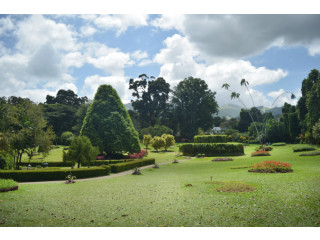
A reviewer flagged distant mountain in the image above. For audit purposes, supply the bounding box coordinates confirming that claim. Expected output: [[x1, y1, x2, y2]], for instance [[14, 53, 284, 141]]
[[215, 104, 283, 119]]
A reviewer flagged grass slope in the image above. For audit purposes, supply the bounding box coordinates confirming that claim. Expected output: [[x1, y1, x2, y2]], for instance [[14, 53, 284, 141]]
[[0, 144, 319, 227]]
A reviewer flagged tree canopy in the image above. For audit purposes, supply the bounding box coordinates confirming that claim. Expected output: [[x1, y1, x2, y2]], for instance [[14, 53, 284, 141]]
[[81, 84, 140, 155]]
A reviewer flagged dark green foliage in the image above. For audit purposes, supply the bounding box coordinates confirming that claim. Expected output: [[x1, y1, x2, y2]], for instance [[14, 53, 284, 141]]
[[63, 136, 99, 168], [140, 124, 173, 137], [60, 131, 74, 146], [299, 151, 320, 156], [19, 161, 73, 167], [129, 74, 171, 127], [109, 158, 155, 173], [0, 166, 111, 182], [0, 179, 18, 192], [172, 77, 219, 138], [194, 135, 228, 143], [293, 147, 316, 152], [238, 107, 263, 132], [81, 85, 140, 155], [84, 159, 132, 166], [272, 142, 286, 146], [179, 143, 244, 157], [72, 103, 90, 135], [45, 89, 88, 106], [0, 156, 6, 169]]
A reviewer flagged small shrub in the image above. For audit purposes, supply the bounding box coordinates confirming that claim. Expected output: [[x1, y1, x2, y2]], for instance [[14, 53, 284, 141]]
[[65, 173, 76, 184], [132, 167, 142, 175], [128, 150, 148, 159], [299, 151, 320, 156], [251, 151, 271, 157], [255, 145, 273, 151], [211, 157, 233, 161], [272, 142, 286, 146], [249, 161, 293, 173], [293, 147, 316, 152], [0, 178, 19, 192]]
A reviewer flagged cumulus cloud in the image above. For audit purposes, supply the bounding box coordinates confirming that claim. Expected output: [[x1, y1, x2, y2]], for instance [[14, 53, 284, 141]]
[[0, 16, 14, 35], [267, 88, 301, 107], [81, 75, 131, 103], [152, 14, 320, 58], [154, 34, 289, 107], [85, 14, 149, 36], [80, 25, 97, 37]]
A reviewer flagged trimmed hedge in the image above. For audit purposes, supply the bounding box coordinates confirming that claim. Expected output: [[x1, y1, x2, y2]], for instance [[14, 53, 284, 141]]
[[109, 158, 155, 173], [299, 151, 320, 156], [85, 159, 132, 166], [179, 143, 244, 157], [20, 161, 74, 167], [293, 147, 316, 152], [0, 166, 111, 182], [194, 135, 228, 143], [272, 142, 286, 146]]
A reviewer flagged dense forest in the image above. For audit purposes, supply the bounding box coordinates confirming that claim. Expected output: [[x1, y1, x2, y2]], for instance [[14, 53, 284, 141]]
[[0, 69, 319, 165]]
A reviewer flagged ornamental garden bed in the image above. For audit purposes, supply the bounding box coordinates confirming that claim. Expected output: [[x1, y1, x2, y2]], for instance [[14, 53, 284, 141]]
[[248, 161, 293, 173], [251, 151, 271, 157]]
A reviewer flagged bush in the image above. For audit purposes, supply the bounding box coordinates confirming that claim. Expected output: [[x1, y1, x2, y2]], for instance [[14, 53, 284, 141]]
[[0, 178, 18, 192], [150, 136, 165, 151], [109, 158, 155, 173], [0, 166, 111, 182], [19, 161, 74, 167], [251, 151, 271, 157], [194, 135, 228, 143], [255, 145, 273, 151], [248, 161, 293, 173], [179, 143, 244, 157], [299, 151, 320, 156], [293, 147, 316, 152], [60, 131, 75, 146], [128, 150, 148, 159], [161, 134, 175, 151], [272, 142, 286, 146], [143, 134, 152, 149]]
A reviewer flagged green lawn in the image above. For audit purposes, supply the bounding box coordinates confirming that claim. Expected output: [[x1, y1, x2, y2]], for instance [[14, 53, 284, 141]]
[[1, 144, 320, 227]]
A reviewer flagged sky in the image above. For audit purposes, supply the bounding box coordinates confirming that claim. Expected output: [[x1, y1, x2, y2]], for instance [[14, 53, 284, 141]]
[[0, 13, 320, 108]]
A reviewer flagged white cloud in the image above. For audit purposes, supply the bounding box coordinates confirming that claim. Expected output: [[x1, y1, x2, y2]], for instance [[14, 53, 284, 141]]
[[80, 25, 97, 36], [82, 75, 130, 103], [154, 34, 288, 107], [15, 15, 79, 54], [151, 14, 185, 31], [267, 88, 301, 107], [0, 16, 14, 35], [87, 14, 149, 36], [131, 50, 148, 61]]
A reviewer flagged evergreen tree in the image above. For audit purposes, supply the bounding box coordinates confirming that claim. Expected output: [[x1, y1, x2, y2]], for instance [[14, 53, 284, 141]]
[[81, 85, 140, 155]]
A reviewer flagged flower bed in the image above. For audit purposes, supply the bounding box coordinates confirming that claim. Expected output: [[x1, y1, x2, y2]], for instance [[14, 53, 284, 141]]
[[248, 161, 293, 173], [251, 151, 271, 157], [128, 150, 148, 159]]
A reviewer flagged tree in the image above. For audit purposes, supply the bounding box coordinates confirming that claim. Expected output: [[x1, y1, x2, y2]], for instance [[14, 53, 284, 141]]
[[60, 131, 75, 146], [129, 74, 171, 127], [140, 124, 173, 138], [1, 97, 55, 169], [143, 134, 152, 149], [72, 103, 91, 135], [63, 136, 98, 168], [172, 77, 218, 138], [150, 136, 165, 151], [81, 85, 140, 155], [312, 119, 320, 144], [46, 89, 88, 106], [238, 107, 263, 132], [161, 134, 175, 151]]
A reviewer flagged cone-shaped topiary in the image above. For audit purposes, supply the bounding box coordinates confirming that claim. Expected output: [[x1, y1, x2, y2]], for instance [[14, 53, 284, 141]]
[[80, 85, 140, 155]]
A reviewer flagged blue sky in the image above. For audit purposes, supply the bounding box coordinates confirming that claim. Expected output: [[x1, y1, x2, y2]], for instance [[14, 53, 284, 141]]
[[0, 14, 319, 108]]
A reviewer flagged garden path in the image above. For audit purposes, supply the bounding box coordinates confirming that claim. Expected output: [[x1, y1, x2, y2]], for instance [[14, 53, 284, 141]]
[[19, 157, 193, 185]]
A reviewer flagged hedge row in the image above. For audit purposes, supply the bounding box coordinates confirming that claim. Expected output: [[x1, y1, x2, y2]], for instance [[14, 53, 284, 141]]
[[109, 158, 155, 173], [20, 161, 74, 167], [85, 159, 132, 166], [293, 147, 316, 152], [272, 142, 286, 146], [194, 135, 228, 143], [179, 143, 244, 157], [0, 166, 111, 182]]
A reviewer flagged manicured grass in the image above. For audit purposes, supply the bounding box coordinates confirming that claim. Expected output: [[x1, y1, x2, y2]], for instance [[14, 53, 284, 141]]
[[22, 147, 65, 163], [0, 179, 18, 191], [0, 144, 319, 226]]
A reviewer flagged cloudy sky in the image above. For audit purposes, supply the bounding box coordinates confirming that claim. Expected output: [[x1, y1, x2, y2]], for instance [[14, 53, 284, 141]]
[[0, 13, 319, 108]]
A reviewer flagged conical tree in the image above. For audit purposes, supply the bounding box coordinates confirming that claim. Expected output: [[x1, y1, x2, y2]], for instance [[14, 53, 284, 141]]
[[80, 85, 140, 155]]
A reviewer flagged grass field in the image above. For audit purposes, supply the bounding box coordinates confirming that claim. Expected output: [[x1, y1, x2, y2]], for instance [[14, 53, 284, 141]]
[[1, 144, 320, 227]]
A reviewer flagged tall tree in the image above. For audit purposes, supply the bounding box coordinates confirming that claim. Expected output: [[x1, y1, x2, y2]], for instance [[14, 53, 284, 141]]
[[81, 85, 140, 156], [129, 74, 171, 128], [238, 107, 263, 132], [172, 77, 218, 138]]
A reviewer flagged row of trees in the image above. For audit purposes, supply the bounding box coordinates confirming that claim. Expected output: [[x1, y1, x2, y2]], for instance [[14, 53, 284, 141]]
[[129, 75, 219, 139]]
